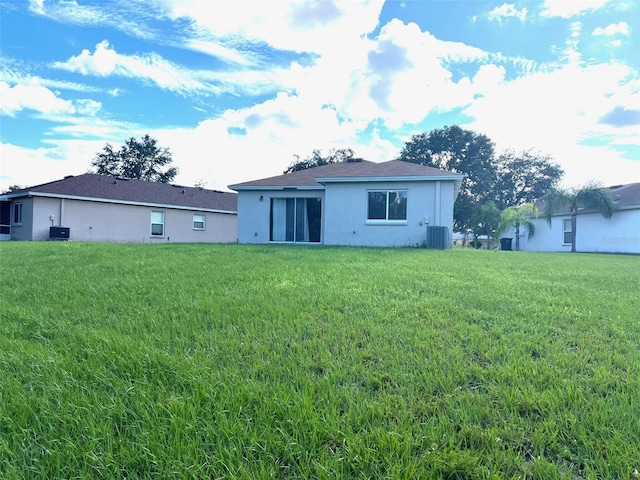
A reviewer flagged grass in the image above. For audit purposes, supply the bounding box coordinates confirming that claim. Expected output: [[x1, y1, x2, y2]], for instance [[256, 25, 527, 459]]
[[0, 242, 639, 479]]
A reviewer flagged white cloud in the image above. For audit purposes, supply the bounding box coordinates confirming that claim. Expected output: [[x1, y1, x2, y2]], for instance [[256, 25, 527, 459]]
[[52, 40, 298, 97], [464, 60, 640, 187], [593, 22, 630, 36], [29, 0, 157, 40], [540, 0, 613, 18], [0, 140, 103, 191], [487, 3, 528, 22], [0, 78, 74, 116], [157, 0, 384, 56], [53, 40, 218, 94]]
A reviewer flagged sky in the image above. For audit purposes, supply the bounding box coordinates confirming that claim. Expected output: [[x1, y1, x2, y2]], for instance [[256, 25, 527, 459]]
[[1, 0, 639, 193]]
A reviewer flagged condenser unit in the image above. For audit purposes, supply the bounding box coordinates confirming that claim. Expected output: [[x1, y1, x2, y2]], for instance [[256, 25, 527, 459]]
[[426, 226, 449, 249]]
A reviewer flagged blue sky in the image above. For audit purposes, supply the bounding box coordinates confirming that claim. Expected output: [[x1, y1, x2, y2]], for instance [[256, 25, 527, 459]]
[[1, 0, 639, 192]]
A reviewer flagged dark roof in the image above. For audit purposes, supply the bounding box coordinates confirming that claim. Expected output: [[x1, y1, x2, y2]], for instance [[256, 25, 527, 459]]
[[229, 159, 463, 189], [1, 174, 237, 212], [536, 182, 640, 215]]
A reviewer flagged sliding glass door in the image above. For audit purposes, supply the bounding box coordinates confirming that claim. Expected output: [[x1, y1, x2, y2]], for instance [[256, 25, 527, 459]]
[[270, 197, 321, 243]]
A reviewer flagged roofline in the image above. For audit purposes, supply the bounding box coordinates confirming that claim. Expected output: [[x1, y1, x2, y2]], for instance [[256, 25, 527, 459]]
[[229, 174, 464, 191], [316, 174, 464, 183], [228, 185, 325, 192], [541, 203, 639, 217], [1, 192, 236, 215]]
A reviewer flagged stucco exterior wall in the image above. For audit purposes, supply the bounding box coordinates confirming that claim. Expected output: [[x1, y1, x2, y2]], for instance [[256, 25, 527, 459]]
[[323, 180, 454, 247], [8, 197, 34, 241], [517, 208, 640, 253], [236, 189, 325, 244], [16, 197, 236, 243], [236, 180, 456, 247]]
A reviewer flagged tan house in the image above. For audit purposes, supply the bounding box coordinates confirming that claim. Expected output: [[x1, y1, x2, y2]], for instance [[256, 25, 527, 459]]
[[0, 174, 237, 243]]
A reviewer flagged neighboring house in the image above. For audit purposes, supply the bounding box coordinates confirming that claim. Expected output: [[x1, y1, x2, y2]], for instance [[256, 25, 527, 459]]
[[0, 174, 237, 243], [514, 182, 640, 254], [228, 158, 463, 247]]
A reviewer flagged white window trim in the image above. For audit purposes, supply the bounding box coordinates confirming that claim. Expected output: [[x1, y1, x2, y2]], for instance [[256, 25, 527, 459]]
[[193, 214, 206, 230], [13, 203, 23, 225], [562, 218, 572, 245], [366, 189, 408, 225], [151, 211, 165, 237]]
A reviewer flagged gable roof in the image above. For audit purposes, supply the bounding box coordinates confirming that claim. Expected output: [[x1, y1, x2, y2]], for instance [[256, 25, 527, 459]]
[[228, 159, 463, 190], [0, 174, 237, 213], [535, 182, 640, 216]]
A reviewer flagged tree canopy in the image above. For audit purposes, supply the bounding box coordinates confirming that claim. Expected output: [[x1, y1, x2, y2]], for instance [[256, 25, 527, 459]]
[[284, 148, 354, 174], [91, 134, 178, 183], [399, 125, 564, 231], [399, 125, 497, 231], [493, 149, 564, 210]]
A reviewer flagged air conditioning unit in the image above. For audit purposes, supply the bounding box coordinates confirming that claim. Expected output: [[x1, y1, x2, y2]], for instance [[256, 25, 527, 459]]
[[50, 226, 70, 241], [426, 226, 449, 249]]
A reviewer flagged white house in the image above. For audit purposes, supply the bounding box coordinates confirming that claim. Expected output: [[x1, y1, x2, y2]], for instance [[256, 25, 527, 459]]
[[514, 182, 640, 254], [0, 173, 237, 243], [228, 159, 463, 248]]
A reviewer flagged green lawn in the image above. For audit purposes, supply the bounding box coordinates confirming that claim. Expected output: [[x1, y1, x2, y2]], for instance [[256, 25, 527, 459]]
[[1, 243, 639, 479]]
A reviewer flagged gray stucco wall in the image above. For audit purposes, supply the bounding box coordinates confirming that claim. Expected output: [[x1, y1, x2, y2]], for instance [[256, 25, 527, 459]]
[[236, 180, 457, 247], [14, 197, 237, 243], [323, 180, 455, 247]]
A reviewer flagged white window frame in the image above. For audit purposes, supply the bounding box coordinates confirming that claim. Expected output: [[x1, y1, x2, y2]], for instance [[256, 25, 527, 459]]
[[563, 219, 572, 245], [13, 203, 23, 225], [151, 211, 165, 236], [193, 214, 205, 230], [366, 190, 408, 224]]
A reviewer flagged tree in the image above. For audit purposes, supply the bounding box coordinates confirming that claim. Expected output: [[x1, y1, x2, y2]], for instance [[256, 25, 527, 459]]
[[284, 148, 354, 174], [543, 182, 615, 253], [91, 134, 177, 183], [495, 203, 538, 251], [399, 125, 497, 231], [493, 149, 564, 210], [474, 201, 501, 250], [1, 185, 24, 194]]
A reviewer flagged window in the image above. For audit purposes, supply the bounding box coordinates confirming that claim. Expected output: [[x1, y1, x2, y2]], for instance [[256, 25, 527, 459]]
[[151, 211, 165, 236], [563, 219, 572, 245], [270, 198, 321, 242], [367, 190, 407, 221], [13, 203, 23, 224], [193, 214, 205, 230]]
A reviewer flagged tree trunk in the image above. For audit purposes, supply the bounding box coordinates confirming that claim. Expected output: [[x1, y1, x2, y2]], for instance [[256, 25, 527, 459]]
[[515, 222, 521, 251]]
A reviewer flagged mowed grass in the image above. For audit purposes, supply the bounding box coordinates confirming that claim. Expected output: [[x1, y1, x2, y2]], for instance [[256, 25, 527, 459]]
[[0, 243, 639, 480]]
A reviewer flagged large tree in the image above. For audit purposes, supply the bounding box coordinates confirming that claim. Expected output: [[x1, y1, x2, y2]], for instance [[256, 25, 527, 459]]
[[493, 149, 564, 210], [91, 134, 178, 183], [284, 148, 354, 174], [543, 182, 615, 253], [399, 125, 497, 231]]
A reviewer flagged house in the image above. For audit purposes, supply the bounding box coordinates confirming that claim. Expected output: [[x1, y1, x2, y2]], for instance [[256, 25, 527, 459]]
[[228, 159, 463, 247], [514, 182, 640, 254], [0, 174, 237, 243]]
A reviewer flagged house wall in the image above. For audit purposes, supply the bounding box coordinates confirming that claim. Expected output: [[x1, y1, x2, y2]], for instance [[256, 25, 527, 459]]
[[517, 208, 640, 254], [8, 197, 34, 241], [20, 197, 236, 243], [323, 180, 455, 247], [236, 189, 325, 244], [236, 180, 456, 247]]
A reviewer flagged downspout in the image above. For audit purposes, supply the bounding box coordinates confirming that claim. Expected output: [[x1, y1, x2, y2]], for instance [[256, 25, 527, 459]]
[[435, 181, 441, 225], [59, 198, 65, 226]]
